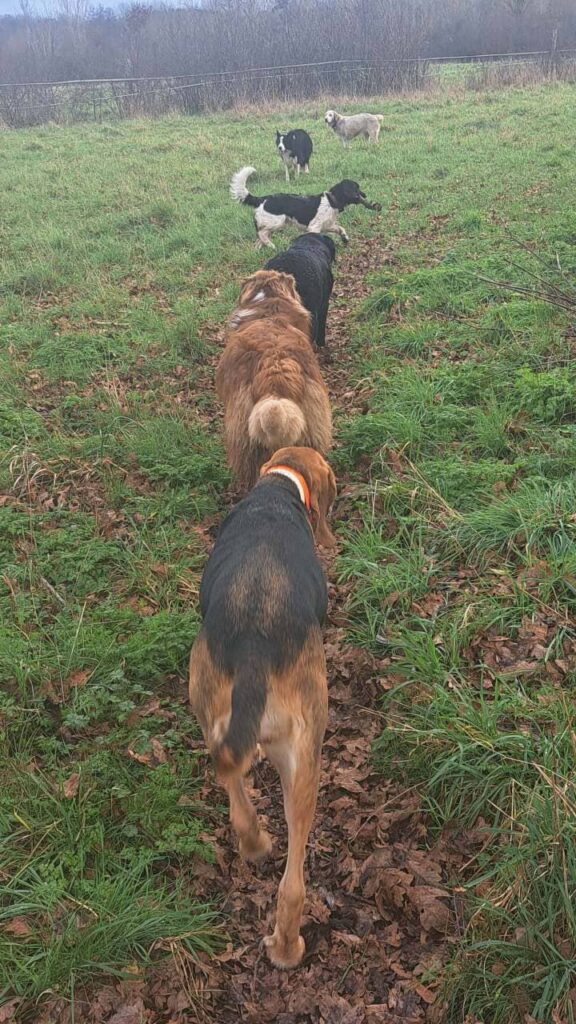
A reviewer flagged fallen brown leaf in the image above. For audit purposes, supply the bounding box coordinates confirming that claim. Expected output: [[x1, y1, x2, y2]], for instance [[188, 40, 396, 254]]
[[63, 772, 80, 799], [3, 918, 32, 937], [319, 994, 365, 1024], [67, 669, 91, 689], [0, 1000, 20, 1022]]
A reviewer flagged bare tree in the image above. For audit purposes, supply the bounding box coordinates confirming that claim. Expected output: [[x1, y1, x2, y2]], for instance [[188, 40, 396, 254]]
[[0, 0, 575, 124]]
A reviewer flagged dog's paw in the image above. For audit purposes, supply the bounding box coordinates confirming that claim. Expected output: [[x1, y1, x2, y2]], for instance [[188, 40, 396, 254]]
[[372, 202, 382, 212], [239, 828, 272, 863], [263, 932, 305, 970]]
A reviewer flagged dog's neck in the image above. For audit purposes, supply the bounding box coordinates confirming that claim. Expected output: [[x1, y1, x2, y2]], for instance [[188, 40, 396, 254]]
[[262, 465, 311, 512], [325, 190, 341, 210]]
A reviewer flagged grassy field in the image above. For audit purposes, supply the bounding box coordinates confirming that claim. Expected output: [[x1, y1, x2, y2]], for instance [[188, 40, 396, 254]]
[[1, 82, 576, 1021]]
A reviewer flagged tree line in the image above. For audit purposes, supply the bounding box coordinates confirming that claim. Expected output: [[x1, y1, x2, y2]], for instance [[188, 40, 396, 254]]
[[0, 0, 574, 87]]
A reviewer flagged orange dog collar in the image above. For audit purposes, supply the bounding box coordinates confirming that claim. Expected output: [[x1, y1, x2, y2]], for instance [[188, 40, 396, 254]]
[[263, 465, 312, 512]]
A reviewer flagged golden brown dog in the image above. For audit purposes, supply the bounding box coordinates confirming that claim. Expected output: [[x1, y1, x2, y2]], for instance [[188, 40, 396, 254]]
[[215, 270, 332, 488], [189, 446, 336, 968]]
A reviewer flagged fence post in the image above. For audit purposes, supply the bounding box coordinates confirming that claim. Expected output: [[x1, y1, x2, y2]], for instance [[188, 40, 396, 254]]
[[549, 26, 559, 79]]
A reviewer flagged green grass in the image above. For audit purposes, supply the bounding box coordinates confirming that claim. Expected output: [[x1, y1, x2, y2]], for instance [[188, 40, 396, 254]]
[[332, 85, 576, 1022], [2, 84, 576, 1019]]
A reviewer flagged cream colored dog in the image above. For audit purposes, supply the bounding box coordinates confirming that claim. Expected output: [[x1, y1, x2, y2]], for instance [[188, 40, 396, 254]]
[[325, 109, 384, 145]]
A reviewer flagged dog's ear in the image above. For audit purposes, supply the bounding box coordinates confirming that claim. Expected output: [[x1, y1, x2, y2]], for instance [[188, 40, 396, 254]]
[[294, 449, 337, 548], [239, 271, 273, 305], [239, 270, 299, 306], [261, 448, 337, 548], [273, 271, 299, 302], [309, 460, 337, 548], [239, 274, 265, 306], [260, 270, 299, 303]]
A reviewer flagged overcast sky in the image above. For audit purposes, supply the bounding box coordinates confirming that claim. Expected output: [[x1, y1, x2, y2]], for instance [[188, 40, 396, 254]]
[[0, 0, 124, 12]]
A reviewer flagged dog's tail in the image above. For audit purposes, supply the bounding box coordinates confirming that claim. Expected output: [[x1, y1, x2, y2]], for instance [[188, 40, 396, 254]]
[[230, 166, 260, 207], [213, 658, 267, 780], [248, 397, 306, 450]]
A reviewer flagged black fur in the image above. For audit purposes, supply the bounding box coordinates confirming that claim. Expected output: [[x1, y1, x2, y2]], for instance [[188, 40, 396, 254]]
[[241, 179, 380, 222], [265, 234, 336, 348], [276, 128, 313, 170], [198, 474, 328, 763], [328, 180, 381, 212]]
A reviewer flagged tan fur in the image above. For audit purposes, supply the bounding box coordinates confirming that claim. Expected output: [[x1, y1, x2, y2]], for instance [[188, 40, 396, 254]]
[[325, 109, 384, 144], [260, 446, 337, 549], [227, 549, 291, 630], [216, 270, 332, 488], [190, 633, 328, 966]]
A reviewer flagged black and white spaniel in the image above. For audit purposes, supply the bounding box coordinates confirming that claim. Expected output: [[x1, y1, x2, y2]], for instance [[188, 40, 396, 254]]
[[230, 166, 381, 249]]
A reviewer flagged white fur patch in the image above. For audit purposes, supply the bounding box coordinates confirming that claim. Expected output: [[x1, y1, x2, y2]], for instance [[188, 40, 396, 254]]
[[255, 206, 287, 230], [307, 194, 339, 234], [230, 165, 257, 202], [228, 290, 266, 327], [265, 466, 307, 507]]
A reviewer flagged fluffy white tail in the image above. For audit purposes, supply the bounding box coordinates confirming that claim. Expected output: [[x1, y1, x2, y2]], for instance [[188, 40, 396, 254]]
[[230, 166, 257, 203], [248, 398, 306, 449]]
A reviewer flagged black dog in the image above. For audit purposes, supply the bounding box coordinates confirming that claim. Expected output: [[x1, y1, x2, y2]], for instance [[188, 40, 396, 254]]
[[231, 166, 381, 249], [265, 234, 336, 348], [276, 129, 313, 182]]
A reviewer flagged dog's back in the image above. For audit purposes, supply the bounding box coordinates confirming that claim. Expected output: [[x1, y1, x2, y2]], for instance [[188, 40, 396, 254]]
[[198, 474, 327, 769], [265, 235, 336, 347], [191, 445, 335, 782], [216, 270, 332, 485]]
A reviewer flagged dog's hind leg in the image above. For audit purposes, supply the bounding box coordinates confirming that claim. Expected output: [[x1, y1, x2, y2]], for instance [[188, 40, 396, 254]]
[[316, 304, 328, 348], [304, 163, 310, 173], [264, 731, 322, 969], [228, 775, 272, 862], [226, 430, 264, 489], [255, 211, 285, 250]]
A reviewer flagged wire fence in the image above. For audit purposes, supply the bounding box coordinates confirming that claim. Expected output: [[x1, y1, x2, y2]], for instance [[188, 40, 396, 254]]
[[1, 48, 575, 129]]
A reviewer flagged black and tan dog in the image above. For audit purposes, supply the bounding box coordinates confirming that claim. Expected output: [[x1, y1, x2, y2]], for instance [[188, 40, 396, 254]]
[[188, 446, 336, 968]]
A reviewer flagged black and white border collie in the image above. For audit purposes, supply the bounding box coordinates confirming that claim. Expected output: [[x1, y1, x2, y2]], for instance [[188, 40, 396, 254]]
[[230, 166, 381, 250], [276, 129, 313, 182]]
